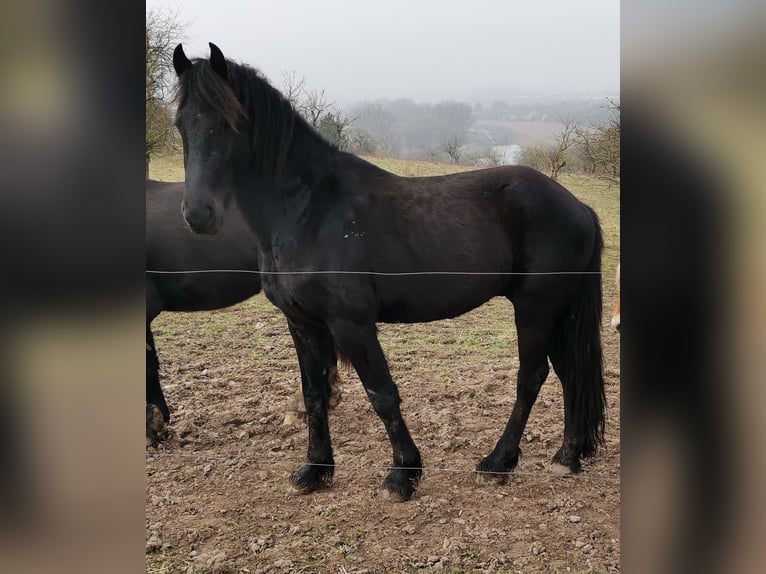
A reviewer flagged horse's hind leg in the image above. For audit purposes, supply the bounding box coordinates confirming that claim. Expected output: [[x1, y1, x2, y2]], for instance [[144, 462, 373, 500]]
[[476, 311, 555, 481], [328, 319, 422, 501], [286, 321, 337, 493]]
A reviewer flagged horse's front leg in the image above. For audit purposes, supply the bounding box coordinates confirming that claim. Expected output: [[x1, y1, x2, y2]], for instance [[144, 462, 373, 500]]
[[286, 320, 336, 493], [329, 319, 422, 501], [146, 324, 170, 443]]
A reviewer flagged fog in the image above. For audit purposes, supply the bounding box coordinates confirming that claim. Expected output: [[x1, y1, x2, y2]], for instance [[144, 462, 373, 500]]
[[146, 0, 619, 104]]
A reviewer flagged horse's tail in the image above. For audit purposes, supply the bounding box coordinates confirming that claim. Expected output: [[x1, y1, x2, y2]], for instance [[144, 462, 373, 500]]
[[557, 206, 606, 458]]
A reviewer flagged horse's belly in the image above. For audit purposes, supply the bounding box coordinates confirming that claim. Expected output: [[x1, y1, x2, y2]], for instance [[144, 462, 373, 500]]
[[376, 276, 504, 323], [160, 275, 261, 312]]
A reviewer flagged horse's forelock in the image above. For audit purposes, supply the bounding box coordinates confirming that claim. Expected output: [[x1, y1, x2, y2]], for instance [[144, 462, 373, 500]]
[[178, 59, 247, 129], [178, 56, 296, 178]]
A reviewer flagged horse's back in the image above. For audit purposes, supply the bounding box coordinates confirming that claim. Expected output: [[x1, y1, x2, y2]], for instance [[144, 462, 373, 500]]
[[321, 161, 599, 322], [382, 164, 598, 272]]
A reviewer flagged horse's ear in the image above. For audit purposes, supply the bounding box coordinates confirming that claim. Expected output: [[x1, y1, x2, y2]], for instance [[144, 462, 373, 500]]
[[173, 44, 192, 77], [209, 42, 227, 81]]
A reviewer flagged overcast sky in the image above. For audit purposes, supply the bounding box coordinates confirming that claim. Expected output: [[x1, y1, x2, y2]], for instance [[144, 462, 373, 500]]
[[147, 0, 619, 105]]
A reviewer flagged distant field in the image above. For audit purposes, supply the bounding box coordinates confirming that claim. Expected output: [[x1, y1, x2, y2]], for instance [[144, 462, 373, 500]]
[[475, 119, 565, 147], [148, 151, 477, 182]]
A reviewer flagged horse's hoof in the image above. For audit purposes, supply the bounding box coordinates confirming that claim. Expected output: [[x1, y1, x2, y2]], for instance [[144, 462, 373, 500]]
[[475, 449, 519, 484], [551, 449, 582, 474], [381, 467, 421, 502], [288, 464, 333, 494], [381, 479, 416, 502], [146, 404, 169, 445]]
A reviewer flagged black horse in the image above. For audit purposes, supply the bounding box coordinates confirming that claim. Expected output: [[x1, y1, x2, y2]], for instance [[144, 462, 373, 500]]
[[172, 43, 605, 500], [146, 180, 342, 440]]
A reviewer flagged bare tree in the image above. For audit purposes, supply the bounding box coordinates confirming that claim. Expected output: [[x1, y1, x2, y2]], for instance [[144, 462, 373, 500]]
[[439, 134, 465, 164], [482, 135, 512, 166], [538, 116, 578, 180], [431, 101, 473, 164], [518, 145, 547, 172], [432, 101, 474, 138], [279, 70, 306, 109], [317, 106, 357, 150], [484, 145, 505, 167], [575, 125, 600, 174], [300, 87, 333, 128], [352, 102, 399, 156], [146, 8, 186, 176], [279, 74, 359, 152], [346, 128, 377, 155], [574, 99, 619, 181]]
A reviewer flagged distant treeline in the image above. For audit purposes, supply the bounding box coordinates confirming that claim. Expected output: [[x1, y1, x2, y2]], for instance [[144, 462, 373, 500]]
[[146, 11, 618, 179]]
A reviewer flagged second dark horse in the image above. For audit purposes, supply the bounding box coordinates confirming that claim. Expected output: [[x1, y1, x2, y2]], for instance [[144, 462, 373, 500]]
[[146, 180, 341, 441]]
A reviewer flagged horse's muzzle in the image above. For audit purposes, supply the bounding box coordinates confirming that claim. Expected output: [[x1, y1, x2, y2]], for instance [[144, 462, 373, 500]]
[[182, 200, 221, 235]]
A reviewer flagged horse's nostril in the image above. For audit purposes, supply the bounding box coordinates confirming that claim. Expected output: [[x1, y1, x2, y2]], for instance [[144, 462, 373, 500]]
[[183, 201, 219, 234]]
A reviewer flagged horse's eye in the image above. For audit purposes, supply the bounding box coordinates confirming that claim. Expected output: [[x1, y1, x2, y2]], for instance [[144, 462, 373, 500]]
[[208, 123, 230, 136]]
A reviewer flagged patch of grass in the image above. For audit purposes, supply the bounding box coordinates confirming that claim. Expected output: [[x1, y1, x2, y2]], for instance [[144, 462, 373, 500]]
[[147, 151, 479, 182], [197, 321, 227, 337], [360, 155, 477, 177], [148, 151, 185, 181], [320, 504, 338, 518]]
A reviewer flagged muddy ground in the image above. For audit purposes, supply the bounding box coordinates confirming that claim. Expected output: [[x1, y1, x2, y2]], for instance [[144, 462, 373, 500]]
[[146, 294, 620, 574]]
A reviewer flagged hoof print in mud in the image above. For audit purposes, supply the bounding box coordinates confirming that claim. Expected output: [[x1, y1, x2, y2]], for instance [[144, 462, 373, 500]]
[[549, 462, 578, 476], [474, 469, 511, 485]]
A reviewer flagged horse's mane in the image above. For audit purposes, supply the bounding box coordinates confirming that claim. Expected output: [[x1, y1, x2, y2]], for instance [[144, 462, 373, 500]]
[[176, 58, 313, 178]]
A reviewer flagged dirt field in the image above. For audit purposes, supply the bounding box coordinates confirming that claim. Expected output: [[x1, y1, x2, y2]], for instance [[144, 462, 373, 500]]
[[146, 155, 620, 573]]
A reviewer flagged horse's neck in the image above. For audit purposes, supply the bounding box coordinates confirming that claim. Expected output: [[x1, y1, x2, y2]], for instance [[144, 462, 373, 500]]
[[235, 122, 337, 252], [233, 171, 316, 253], [285, 121, 337, 187]]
